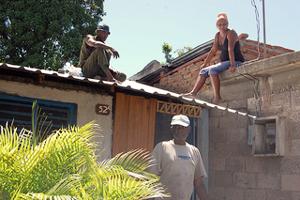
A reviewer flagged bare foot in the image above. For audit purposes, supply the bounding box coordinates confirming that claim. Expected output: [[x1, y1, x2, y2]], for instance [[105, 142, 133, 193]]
[[180, 92, 196, 98], [212, 97, 222, 104]]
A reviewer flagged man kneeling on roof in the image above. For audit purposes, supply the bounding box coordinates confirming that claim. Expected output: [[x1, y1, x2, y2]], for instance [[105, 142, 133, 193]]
[[78, 24, 126, 82]]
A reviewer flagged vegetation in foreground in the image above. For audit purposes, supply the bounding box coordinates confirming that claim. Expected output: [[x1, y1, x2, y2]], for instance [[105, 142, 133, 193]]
[[0, 103, 167, 199]]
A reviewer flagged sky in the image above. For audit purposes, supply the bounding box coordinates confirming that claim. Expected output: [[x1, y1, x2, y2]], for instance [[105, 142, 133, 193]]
[[103, 0, 300, 77]]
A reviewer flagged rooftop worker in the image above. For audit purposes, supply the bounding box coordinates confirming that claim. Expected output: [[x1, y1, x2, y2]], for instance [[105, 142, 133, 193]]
[[151, 114, 208, 200], [78, 24, 126, 82], [182, 13, 244, 104]]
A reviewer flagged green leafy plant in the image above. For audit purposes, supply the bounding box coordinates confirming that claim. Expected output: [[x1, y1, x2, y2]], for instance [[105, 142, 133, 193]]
[[162, 42, 173, 64], [162, 42, 193, 64], [174, 46, 193, 57], [0, 102, 167, 200]]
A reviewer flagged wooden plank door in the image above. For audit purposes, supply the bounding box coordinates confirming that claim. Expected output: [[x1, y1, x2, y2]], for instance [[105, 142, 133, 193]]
[[112, 93, 157, 155]]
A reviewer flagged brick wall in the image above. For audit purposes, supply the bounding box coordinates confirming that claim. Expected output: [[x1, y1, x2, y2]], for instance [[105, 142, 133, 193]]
[[155, 40, 293, 96]]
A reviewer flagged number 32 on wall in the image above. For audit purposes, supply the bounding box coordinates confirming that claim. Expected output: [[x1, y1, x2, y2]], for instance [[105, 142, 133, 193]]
[[95, 104, 110, 115]]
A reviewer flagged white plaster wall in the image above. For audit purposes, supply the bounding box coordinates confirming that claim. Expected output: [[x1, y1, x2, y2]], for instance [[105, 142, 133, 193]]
[[0, 80, 113, 161]]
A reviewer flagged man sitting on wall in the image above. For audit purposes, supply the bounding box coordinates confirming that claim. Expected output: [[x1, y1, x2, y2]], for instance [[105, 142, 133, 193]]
[[78, 24, 126, 82]]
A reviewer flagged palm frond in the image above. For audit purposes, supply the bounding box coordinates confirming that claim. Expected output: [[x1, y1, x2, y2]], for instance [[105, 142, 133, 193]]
[[14, 193, 76, 200], [98, 152, 167, 200], [31, 101, 53, 146], [102, 149, 154, 173], [46, 175, 82, 196], [0, 124, 32, 197], [102, 175, 168, 200], [19, 124, 97, 194], [0, 119, 168, 200]]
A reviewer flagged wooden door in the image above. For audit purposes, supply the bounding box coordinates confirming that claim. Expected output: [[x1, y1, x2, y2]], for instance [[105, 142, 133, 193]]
[[112, 93, 157, 155]]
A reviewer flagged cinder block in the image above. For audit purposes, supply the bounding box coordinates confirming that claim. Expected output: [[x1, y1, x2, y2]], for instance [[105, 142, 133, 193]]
[[280, 157, 300, 174], [229, 143, 252, 156], [211, 142, 231, 159], [211, 128, 226, 143], [210, 109, 225, 117], [266, 190, 292, 200], [219, 115, 238, 128], [271, 92, 291, 108], [257, 174, 280, 189], [262, 158, 281, 174], [217, 113, 249, 129], [286, 119, 300, 140], [282, 175, 300, 191], [290, 139, 300, 156], [214, 171, 234, 187], [291, 192, 300, 200], [244, 189, 266, 200], [247, 97, 258, 112], [289, 109, 300, 123], [209, 117, 220, 129], [245, 157, 280, 174], [225, 157, 245, 172], [245, 157, 265, 173], [224, 188, 244, 200], [221, 81, 253, 100], [226, 128, 248, 144], [233, 172, 256, 188], [228, 99, 247, 109], [260, 105, 284, 116], [236, 115, 249, 128], [212, 158, 226, 170], [208, 187, 225, 200], [291, 90, 300, 109]]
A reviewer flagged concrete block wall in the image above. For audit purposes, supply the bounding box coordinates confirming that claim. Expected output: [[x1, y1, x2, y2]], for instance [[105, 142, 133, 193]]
[[155, 52, 300, 199], [207, 57, 300, 200]]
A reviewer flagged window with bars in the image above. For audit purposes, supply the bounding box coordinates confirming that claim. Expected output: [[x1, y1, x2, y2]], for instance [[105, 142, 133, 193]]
[[0, 93, 77, 133]]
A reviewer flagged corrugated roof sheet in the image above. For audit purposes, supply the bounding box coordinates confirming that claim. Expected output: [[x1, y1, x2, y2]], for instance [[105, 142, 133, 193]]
[[0, 63, 256, 119]]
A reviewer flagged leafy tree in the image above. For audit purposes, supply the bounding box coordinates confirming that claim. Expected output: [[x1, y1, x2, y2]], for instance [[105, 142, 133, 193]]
[[0, 102, 168, 199], [0, 0, 104, 70]]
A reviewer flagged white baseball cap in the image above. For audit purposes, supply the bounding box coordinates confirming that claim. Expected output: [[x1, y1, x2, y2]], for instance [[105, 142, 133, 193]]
[[170, 114, 190, 127]]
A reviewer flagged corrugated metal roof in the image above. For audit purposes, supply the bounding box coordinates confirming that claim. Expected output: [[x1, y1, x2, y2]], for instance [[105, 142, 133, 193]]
[[0, 63, 256, 119], [168, 40, 213, 68]]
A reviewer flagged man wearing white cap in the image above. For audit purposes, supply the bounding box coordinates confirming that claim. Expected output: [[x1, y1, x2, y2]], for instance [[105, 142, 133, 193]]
[[152, 114, 208, 200]]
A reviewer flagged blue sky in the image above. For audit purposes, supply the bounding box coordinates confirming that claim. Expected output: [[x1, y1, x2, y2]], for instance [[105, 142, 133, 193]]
[[103, 0, 299, 77]]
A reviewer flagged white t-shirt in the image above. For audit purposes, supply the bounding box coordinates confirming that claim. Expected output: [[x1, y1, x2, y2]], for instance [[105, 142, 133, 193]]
[[152, 140, 207, 200]]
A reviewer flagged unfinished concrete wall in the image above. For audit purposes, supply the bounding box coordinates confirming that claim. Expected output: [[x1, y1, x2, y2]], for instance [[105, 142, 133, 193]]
[[208, 52, 300, 200], [209, 53, 300, 200], [0, 80, 113, 161], [156, 52, 300, 199]]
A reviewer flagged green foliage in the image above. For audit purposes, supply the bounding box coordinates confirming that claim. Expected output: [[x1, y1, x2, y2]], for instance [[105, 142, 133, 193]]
[[0, 0, 104, 70], [175, 46, 193, 57], [0, 123, 168, 200], [162, 42, 172, 64], [0, 103, 167, 199], [162, 42, 172, 55], [162, 42, 193, 63]]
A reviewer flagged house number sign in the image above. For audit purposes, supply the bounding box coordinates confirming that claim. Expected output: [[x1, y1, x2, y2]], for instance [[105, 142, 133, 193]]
[[95, 104, 110, 115]]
